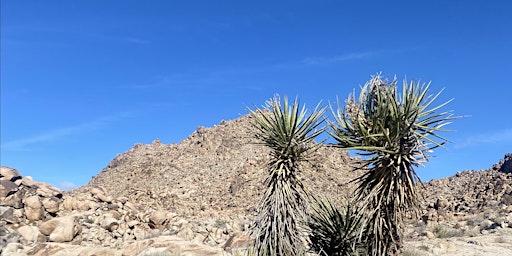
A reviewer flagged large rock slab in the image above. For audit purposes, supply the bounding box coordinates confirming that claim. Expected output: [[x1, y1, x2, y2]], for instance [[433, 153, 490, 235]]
[[38, 216, 81, 242], [17, 225, 44, 242]]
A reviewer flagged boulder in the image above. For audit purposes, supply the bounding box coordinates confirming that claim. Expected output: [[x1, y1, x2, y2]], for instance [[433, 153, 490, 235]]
[[36, 183, 62, 198], [17, 225, 44, 242], [0, 205, 15, 223], [0, 180, 19, 197], [20, 176, 36, 188], [38, 216, 81, 242], [23, 195, 44, 221], [149, 210, 168, 227], [435, 198, 450, 210], [42, 196, 60, 214], [500, 161, 512, 173], [0, 166, 22, 182], [90, 186, 112, 203], [3, 191, 25, 209], [101, 216, 119, 232]]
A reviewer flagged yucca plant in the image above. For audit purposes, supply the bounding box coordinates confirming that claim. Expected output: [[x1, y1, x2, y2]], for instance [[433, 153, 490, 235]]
[[329, 74, 457, 255], [307, 197, 366, 256], [248, 95, 326, 256]]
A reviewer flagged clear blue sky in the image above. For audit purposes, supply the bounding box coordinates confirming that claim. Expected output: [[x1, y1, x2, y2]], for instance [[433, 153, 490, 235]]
[[1, 1, 511, 190]]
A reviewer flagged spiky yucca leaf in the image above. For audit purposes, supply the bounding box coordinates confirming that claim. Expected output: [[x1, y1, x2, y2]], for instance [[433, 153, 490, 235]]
[[307, 197, 365, 256], [249, 95, 325, 256], [329, 74, 457, 255]]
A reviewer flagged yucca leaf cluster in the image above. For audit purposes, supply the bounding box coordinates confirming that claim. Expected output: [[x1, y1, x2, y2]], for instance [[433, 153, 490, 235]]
[[307, 197, 365, 256], [248, 95, 326, 256], [329, 74, 457, 255]]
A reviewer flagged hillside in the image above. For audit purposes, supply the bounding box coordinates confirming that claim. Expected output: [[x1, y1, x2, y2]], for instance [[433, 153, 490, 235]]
[[74, 114, 359, 218]]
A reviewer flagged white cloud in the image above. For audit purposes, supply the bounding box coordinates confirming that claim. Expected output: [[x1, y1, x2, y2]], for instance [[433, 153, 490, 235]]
[[57, 181, 78, 190], [302, 51, 374, 65], [1, 111, 135, 151], [456, 128, 512, 148]]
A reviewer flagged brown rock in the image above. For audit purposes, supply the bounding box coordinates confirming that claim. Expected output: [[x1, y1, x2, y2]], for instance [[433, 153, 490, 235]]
[[435, 198, 450, 210], [0, 205, 15, 223], [35, 183, 62, 198], [24, 195, 44, 221], [0, 166, 22, 182], [0, 180, 19, 197], [3, 191, 25, 209], [149, 210, 168, 226], [42, 196, 60, 214], [424, 231, 435, 239], [101, 216, 119, 232], [60, 196, 77, 211], [20, 176, 37, 188], [17, 225, 44, 242], [90, 186, 112, 203], [3, 189, 25, 209], [38, 216, 81, 242]]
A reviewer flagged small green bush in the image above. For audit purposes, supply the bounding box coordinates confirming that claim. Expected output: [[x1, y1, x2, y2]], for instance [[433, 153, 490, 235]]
[[307, 197, 365, 256]]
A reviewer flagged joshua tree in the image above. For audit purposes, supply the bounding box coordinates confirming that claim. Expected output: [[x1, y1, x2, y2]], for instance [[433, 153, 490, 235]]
[[248, 95, 325, 256], [329, 74, 457, 255]]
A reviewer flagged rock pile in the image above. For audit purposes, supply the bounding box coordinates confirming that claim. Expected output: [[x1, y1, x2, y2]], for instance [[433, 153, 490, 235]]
[[1, 166, 248, 255], [76, 114, 357, 219], [417, 154, 512, 235]]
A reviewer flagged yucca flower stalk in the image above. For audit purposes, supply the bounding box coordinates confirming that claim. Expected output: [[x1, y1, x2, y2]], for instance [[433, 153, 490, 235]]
[[248, 95, 326, 256], [329, 74, 457, 255]]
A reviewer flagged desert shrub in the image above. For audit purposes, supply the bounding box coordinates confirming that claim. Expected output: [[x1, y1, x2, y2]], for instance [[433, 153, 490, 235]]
[[432, 224, 464, 238], [307, 197, 366, 256]]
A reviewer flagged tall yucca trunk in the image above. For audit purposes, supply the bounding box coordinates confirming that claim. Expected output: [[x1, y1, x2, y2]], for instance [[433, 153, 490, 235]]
[[249, 95, 325, 256]]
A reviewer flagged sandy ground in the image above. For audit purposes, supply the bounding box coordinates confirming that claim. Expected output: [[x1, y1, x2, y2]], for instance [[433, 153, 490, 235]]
[[404, 228, 512, 256]]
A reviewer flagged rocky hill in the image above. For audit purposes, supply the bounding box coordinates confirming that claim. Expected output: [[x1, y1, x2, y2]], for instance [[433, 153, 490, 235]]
[[74, 114, 358, 218], [1, 114, 511, 255]]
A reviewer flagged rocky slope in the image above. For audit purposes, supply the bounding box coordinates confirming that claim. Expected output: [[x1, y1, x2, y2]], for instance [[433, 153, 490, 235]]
[[75, 114, 358, 218], [420, 153, 512, 223], [1, 114, 511, 255]]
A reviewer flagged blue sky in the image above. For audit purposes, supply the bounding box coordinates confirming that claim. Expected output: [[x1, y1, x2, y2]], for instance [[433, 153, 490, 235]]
[[1, 1, 511, 190]]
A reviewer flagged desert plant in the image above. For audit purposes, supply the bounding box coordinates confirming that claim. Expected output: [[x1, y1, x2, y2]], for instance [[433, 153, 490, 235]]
[[307, 197, 366, 256], [248, 95, 326, 256], [329, 74, 457, 255]]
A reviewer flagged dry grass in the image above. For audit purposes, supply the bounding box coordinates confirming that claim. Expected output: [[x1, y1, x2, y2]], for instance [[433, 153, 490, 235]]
[[432, 224, 465, 238]]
